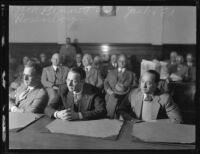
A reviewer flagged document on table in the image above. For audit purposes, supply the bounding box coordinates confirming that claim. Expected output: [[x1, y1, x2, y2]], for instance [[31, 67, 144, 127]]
[[9, 112, 42, 130], [46, 119, 123, 139], [132, 121, 195, 144]]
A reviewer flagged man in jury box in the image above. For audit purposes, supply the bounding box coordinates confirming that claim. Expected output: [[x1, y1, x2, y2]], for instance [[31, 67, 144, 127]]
[[45, 67, 107, 120], [41, 53, 69, 101], [117, 70, 183, 123]]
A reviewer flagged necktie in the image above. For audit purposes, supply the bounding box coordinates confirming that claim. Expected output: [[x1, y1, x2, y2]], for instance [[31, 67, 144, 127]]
[[18, 88, 30, 102]]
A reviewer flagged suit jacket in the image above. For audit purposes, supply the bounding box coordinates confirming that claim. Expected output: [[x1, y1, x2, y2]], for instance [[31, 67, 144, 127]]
[[104, 69, 137, 118], [59, 44, 76, 67], [117, 88, 183, 123], [104, 69, 137, 92], [45, 83, 107, 120], [9, 83, 48, 113], [85, 67, 103, 89], [41, 65, 69, 88]]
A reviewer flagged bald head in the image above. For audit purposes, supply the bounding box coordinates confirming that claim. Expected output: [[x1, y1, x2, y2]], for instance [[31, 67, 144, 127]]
[[51, 53, 60, 66], [170, 51, 178, 63], [118, 54, 127, 69]]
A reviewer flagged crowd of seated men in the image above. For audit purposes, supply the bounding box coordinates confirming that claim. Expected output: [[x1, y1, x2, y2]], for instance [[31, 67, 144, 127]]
[[8, 38, 196, 124]]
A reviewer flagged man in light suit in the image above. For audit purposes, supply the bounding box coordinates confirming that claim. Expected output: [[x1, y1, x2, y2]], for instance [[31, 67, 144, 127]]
[[9, 60, 48, 113], [117, 70, 183, 123], [45, 67, 106, 120], [104, 54, 137, 118], [41, 53, 69, 101], [82, 54, 103, 89]]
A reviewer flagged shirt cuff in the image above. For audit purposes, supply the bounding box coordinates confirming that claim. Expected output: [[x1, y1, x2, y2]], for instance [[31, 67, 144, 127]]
[[11, 106, 18, 112], [54, 111, 59, 119], [78, 112, 83, 120]]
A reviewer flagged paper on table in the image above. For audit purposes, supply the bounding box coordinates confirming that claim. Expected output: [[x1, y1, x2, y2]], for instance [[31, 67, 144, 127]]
[[9, 112, 40, 130], [132, 122, 195, 144], [46, 119, 123, 138]]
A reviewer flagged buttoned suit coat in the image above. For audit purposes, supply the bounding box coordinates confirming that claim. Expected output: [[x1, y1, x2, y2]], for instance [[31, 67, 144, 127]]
[[45, 83, 107, 120], [41, 65, 69, 88], [117, 88, 183, 123], [104, 69, 137, 118], [85, 67, 103, 89], [9, 83, 48, 113]]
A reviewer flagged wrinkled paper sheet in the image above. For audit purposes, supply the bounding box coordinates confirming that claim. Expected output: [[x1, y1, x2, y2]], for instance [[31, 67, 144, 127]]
[[132, 122, 195, 144], [46, 119, 123, 138]]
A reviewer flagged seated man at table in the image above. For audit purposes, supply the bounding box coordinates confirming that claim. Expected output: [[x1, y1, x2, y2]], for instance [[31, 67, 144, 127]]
[[45, 67, 107, 120], [41, 53, 69, 101], [117, 70, 183, 123], [9, 60, 48, 113]]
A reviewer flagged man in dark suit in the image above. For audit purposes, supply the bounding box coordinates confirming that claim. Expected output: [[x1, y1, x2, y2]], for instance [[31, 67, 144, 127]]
[[104, 54, 137, 118], [9, 60, 48, 113], [117, 70, 182, 123], [45, 67, 107, 120], [41, 53, 69, 101], [59, 37, 77, 68]]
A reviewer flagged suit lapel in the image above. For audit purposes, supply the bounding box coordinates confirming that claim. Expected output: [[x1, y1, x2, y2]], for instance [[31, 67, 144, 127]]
[[151, 94, 161, 120], [79, 84, 89, 111], [50, 66, 56, 82], [132, 90, 143, 119], [65, 91, 74, 110]]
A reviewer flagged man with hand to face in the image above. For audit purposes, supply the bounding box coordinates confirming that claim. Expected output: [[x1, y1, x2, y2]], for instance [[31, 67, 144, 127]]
[[45, 67, 106, 121], [117, 70, 183, 123]]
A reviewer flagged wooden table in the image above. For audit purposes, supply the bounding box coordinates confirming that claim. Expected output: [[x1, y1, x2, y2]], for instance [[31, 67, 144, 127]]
[[9, 116, 195, 150]]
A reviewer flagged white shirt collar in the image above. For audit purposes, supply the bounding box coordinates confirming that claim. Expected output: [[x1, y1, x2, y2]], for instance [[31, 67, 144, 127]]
[[85, 65, 92, 72], [118, 67, 125, 73], [52, 65, 60, 71], [28, 86, 34, 90]]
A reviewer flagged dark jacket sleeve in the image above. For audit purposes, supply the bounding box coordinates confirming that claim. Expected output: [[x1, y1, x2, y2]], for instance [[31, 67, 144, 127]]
[[44, 91, 62, 118], [117, 93, 137, 121], [164, 94, 183, 123], [81, 88, 107, 120], [41, 68, 54, 88]]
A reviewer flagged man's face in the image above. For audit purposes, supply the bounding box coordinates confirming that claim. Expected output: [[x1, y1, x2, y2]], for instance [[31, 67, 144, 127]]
[[23, 56, 29, 65], [82, 55, 91, 67], [170, 52, 177, 62], [40, 54, 46, 62], [140, 72, 157, 94], [118, 55, 126, 68], [76, 54, 82, 63], [111, 55, 117, 63], [51, 54, 60, 66], [66, 71, 82, 92], [186, 54, 193, 63], [176, 56, 183, 65], [66, 38, 71, 44], [23, 67, 37, 87]]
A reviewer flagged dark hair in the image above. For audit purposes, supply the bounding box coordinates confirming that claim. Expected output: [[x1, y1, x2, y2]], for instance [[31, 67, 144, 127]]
[[70, 67, 86, 80], [25, 59, 42, 76], [146, 70, 160, 84]]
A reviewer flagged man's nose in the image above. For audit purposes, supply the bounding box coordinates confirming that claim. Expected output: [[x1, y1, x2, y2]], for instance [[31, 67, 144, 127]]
[[23, 75, 27, 80], [69, 81, 73, 86]]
